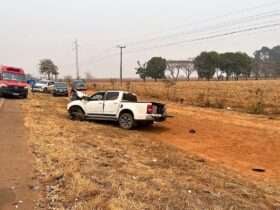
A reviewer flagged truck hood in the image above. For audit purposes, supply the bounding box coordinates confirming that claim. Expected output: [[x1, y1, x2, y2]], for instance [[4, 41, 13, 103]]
[[0, 80, 28, 87]]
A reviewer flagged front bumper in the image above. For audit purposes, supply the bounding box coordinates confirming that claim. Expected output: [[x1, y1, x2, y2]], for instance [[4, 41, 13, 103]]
[[53, 90, 68, 96], [0, 87, 28, 97], [32, 87, 44, 92]]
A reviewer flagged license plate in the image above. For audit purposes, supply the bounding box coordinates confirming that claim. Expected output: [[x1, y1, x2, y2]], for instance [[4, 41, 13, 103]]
[[12, 93, 20, 96]]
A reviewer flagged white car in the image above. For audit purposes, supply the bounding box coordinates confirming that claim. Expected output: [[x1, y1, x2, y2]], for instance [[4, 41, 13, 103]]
[[32, 80, 54, 93], [67, 91, 167, 129]]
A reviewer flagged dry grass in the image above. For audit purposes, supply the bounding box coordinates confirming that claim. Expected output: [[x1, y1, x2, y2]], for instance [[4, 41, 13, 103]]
[[88, 80, 280, 114], [21, 94, 280, 209]]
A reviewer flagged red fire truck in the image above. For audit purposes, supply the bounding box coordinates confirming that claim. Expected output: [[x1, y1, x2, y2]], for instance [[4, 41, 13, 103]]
[[0, 65, 28, 98]]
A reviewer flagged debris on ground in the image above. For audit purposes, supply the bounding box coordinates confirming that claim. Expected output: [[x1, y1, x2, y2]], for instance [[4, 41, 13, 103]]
[[189, 129, 196, 134]]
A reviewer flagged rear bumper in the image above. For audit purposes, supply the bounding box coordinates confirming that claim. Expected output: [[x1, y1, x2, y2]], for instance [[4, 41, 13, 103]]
[[136, 113, 167, 122], [151, 114, 167, 122], [153, 116, 166, 122]]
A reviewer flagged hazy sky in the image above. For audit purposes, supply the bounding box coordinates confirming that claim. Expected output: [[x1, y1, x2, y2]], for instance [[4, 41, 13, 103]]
[[0, 0, 280, 78]]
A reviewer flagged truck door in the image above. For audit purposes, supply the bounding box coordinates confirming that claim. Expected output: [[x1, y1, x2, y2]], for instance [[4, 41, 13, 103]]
[[86, 92, 105, 115], [103, 92, 120, 116]]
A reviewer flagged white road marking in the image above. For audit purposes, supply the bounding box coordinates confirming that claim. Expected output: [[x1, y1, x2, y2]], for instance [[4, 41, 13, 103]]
[[0, 98, 4, 109]]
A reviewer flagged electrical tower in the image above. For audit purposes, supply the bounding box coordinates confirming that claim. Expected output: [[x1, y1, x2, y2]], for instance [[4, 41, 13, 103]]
[[74, 39, 80, 80]]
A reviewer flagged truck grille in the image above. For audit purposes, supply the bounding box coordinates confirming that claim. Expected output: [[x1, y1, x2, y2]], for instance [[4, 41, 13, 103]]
[[7, 86, 26, 93]]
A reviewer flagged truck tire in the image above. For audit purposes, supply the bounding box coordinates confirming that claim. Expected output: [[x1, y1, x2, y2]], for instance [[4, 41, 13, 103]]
[[119, 112, 134, 130], [69, 107, 85, 121], [23, 93, 28, 99], [43, 87, 48, 93]]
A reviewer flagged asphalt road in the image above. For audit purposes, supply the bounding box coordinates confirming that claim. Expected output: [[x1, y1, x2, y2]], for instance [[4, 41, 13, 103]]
[[0, 98, 37, 210]]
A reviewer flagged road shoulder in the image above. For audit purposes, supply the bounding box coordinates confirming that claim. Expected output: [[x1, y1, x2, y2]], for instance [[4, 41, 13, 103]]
[[0, 99, 38, 210]]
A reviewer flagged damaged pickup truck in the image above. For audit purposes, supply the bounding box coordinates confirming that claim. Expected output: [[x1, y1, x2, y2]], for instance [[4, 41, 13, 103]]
[[67, 90, 167, 129]]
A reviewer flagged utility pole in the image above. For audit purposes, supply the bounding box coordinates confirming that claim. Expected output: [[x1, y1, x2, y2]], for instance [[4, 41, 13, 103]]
[[74, 39, 80, 80], [117, 45, 126, 86]]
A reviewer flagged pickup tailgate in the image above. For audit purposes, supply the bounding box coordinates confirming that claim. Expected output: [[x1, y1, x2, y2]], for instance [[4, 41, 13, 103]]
[[151, 102, 166, 115]]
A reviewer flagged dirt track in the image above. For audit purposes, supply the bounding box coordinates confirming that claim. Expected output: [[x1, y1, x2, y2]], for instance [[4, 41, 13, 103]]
[[147, 104, 280, 183], [0, 99, 37, 210], [20, 94, 280, 209]]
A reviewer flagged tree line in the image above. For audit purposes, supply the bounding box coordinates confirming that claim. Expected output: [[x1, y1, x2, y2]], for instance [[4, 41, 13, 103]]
[[136, 45, 280, 81]]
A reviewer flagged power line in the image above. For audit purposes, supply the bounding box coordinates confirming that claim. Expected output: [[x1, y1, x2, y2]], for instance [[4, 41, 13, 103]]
[[87, 2, 280, 65], [87, 0, 280, 60], [117, 0, 280, 47], [90, 14, 280, 62], [125, 23, 280, 55], [90, 19, 280, 64], [126, 10, 280, 48]]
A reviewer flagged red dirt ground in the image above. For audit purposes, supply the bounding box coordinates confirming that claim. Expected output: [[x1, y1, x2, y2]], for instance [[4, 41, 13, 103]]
[[145, 104, 280, 184]]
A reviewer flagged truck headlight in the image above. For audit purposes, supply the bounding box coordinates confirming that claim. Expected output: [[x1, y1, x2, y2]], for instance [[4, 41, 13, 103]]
[[0, 83, 8, 88]]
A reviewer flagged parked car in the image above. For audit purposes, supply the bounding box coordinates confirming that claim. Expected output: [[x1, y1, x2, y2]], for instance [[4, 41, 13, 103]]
[[0, 65, 28, 98], [72, 80, 87, 91], [52, 82, 69, 97], [32, 80, 54, 93], [67, 90, 167, 129]]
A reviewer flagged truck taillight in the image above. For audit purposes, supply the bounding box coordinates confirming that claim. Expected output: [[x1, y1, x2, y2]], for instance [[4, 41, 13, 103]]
[[147, 104, 153, 114]]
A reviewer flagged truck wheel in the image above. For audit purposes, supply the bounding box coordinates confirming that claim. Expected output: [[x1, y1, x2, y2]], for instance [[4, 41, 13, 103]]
[[43, 88, 48, 93], [23, 93, 28, 99], [69, 107, 85, 121], [119, 113, 134, 129]]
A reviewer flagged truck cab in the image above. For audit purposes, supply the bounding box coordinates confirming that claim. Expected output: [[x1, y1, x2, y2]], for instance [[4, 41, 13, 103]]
[[0, 65, 28, 98]]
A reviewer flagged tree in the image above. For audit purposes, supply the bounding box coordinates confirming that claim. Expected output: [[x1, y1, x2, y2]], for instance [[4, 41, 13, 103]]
[[146, 57, 167, 81], [39, 59, 58, 80], [219, 53, 235, 80], [219, 52, 252, 80], [135, 61, 148, 81], [194, 52, 219, 80], [166, 63, 181, 81], [254, 47, 272, 78], [270, 45, 280, 76], [166, 60, 195, 81], [183, 62, 195, 81], [235, 52, 252, 80]]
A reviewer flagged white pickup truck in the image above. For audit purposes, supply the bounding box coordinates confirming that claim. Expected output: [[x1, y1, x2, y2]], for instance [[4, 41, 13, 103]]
[[67, 90, 167, 129]]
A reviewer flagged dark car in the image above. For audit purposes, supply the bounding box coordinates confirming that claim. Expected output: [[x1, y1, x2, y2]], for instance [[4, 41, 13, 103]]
[[52, 82, 69, 97], [72, 80, 87, 91]]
